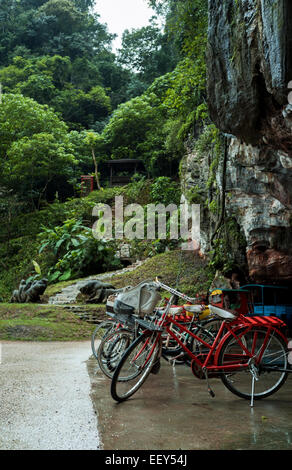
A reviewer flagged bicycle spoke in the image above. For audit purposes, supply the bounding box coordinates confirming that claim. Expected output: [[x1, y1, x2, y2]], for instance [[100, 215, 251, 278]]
[[97, 329, 135, 379], [111, 332, 161, 402], [219, 327, 288, 400]]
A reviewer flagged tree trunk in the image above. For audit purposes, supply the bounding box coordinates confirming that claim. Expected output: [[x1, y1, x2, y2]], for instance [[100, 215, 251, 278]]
[[91, 147, 101, 190]]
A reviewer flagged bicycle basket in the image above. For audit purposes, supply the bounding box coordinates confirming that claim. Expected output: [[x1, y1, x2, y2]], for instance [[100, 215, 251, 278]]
[[106, 286, 132, 313], [106, 294, 117, 314], [113, 281, 161, 318]]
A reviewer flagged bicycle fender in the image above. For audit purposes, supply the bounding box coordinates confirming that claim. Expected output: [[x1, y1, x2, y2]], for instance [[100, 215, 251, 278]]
[[213, 325, 255, 366], [213, 329, 234, 366], [213, 324, 288, 366]]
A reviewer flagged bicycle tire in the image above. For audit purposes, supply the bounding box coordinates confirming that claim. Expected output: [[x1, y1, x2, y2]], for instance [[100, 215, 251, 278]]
[[111, 331, 161, 402], [91, 320, 116, 359], [97, 328, 135, 379], [162, 322, 215, 365], [201, 318, 223, 337], [218, 326, 288, 400], [162, 323, 190, 361]]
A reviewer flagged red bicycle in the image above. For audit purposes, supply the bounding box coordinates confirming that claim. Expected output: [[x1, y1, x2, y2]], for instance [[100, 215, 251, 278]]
[[110, 279, 291, 405]]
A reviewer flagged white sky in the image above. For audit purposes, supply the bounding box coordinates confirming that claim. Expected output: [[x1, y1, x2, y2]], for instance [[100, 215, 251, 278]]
[[94, 0, 157, 51]]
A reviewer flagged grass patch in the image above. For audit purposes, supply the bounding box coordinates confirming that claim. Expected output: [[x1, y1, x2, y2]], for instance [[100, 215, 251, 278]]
[[0, 303, 96, 341], [0, 249, 213, 341], [96, 250, 212, 301], [43, 250, 212, 305]]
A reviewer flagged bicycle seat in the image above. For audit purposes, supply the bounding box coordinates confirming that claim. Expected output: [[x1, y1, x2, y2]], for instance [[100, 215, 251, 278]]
[[208, 304, 237, 320], [169, 306, 184, 315], [183, 305, 204, 313]]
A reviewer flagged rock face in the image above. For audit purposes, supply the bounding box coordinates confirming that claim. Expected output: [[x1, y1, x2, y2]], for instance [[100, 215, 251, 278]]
[[207, 0, 292, 145], [205, 0, 292, 283]]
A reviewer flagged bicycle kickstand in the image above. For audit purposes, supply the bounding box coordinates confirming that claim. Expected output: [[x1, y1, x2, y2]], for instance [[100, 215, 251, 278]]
[[249, 361, 259, 407], [203, 368, 215, 398], [250, 376, 255, 408]]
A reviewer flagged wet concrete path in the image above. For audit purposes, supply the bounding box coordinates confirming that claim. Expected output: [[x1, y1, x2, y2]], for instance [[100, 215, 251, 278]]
[[1, 340, 292, 450], [0, 341, 99, 450], [88, 356, 292, 450]]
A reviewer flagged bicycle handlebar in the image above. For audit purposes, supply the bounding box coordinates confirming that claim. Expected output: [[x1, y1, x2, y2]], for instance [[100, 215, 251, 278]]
[[154, 277, 201, 305]]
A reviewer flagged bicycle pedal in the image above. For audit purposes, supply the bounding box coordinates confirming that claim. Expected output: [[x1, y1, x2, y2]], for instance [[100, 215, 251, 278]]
[[171, 352, 186, 361]]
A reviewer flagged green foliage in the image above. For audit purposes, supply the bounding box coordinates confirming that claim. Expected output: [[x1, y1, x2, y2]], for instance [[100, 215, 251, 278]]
[[38, 218, 121, 282], [163, 57, 206, 116], [37, 0, 85, 35], [0, 0, 114, 66], [185, 185, 202, 204], [193, 125, 223, 190], [55, 85, 111, 129], [150, 177, 181, 206], [104, 249, 211, 298], [117, 20, 178, 85], [0, 0, 221, 301], [208, 218, 247, 275], [102, 93, 171, 174], [0, 236, 45, 302], [124, 175, 150, 205], [0, 93, 75, 204], [0, 55, 112, 129], [149, 0, 208, 57], [105, 0, 209, 177]]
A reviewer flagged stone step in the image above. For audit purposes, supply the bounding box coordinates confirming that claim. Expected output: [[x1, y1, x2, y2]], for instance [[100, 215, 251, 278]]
[[47, 261, 144, 307]]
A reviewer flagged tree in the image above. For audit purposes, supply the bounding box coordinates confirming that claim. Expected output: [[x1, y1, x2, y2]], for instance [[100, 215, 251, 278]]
[[117, 22, 178, 84], [84, 131, 105, 190], [0, 0, 114, 66], [102, 93, 173, 175], [15, 73, 56, 104], [37, 0, 84, 34], [0, 93, 75, 206], [73, 0, 95, 11], [7, 133, 76, 207], [54, 84, 111, 129], [148, 0, 208, 58], [0, 55, 112, 129]]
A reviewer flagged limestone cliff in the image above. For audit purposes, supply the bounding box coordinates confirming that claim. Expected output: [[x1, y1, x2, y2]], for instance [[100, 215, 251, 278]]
[[198, 0, 292, 284]]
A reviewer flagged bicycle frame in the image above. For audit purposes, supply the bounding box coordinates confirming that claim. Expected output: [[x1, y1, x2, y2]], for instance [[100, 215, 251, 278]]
[[151, 279, 289, 374], [110, 280, 291, 405], [161, 315, 281, 374], [132, 316, 248, 378]]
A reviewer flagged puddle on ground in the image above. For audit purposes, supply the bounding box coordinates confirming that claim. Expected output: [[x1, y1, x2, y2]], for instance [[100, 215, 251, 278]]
[[222, 408, 292, 450]]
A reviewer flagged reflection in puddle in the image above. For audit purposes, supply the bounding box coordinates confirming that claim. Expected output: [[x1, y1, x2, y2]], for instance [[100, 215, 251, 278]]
[[171, 363, 181, 399], [231, 407, 292, 449]]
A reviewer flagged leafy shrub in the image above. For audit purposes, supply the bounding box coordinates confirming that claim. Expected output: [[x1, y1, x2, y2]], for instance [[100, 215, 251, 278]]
[[38, 218, 121, 282], [150, 176, 181, 206]]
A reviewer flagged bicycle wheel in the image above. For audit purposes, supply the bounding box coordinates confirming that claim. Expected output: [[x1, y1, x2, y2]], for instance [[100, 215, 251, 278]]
[[111, 331, 161, 402], [218, 327, 288, 400], [162, 323, 190, 362], [91, 320, 116, 359], [97, 328, 134, 379], [191, 326, 214, 351], [201, 318, 223, 338]]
